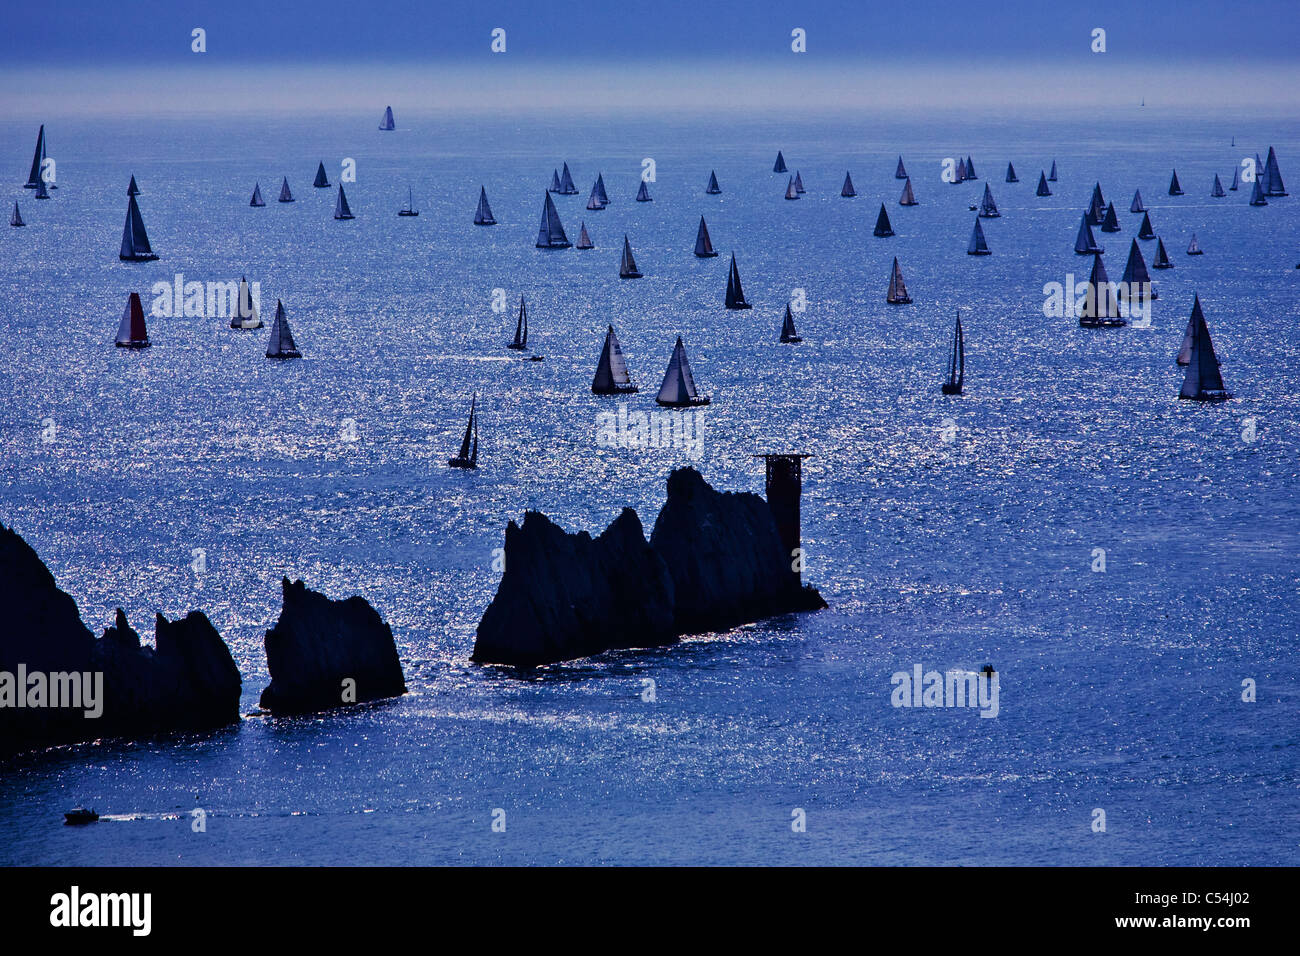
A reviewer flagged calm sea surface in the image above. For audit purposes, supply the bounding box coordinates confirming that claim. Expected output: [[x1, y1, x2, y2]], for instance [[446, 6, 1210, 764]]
[[1, 107, 1297, 864]]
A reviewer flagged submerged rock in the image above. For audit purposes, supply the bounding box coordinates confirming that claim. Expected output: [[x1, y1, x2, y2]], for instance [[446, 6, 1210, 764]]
[[259, 578, 406, 715]]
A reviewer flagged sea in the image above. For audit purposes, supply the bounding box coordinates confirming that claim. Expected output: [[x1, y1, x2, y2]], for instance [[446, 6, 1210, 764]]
[[1, 106, 1297, 865]]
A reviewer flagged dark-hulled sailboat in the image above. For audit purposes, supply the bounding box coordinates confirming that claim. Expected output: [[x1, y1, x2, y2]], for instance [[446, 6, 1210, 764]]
[[1186, 233, 1203, 255], [34, 177, 49, 200], [953, 158, 967, 183], [895, 156, 908, 179], [874, 203, 894, 237], [1075, 213, 1103, 254], [230, 276, 262, 329], [1249, 177, 1268, 206], [1130, 189, 1144, 213], [250, 183, 265, 207], [1036, 171, 1051, 196], [119, 184, 158, 261], [779, 303, 802, 343], [24, 125, 46, 189], [587, 182, 604, 210], [448, 395, 479, 468], [619, 235, 642, 278], [965, 156, 978, 180], [535, 192, 570, 248], [784, 176, 799, 200], [474, 186, 496, 225], [886, 257, 911, 304], [278, 177, 294, 202], [1168, 169, 1183, 195], [115, 292, 150, 348], [398, 186, 418, 216], [636, 179, 653, 202], [1152, 238, 1174, 269], [1100, 202, 1121, 233], [774, 151, 788, 173], [265, 301, 301, 359], [507, 296, 528, 350], [1178, 295, 1231, 400], [10, 202, 23, 227], [725, 252, 751, 309], [558, 162, 579, 195], [942, 311, 964, 395], [1120, 238, 1157, 301], [594, 173, 609, 206], [1048, 160, 1058, 182], [1078, 253, 1126, 328], [900, 177, 918, 205], [576, 222, 594, 249], [1230, 166, 1240, 191], [1087, 184, 1106, 225], [978, 183, 1000, 218], [1211, 174, 1225, 198], [694, 216, 718, 257], [333, 184, 354, 219], [549, 169, 561, 193], [1137, 211, 1156, 240], [313, 162, 330, 188], [706, 170, 721, 194], [793, 171, 805, 194], [1264, 146, 1287, 196], [655, 337, 709, 407], [841, 171, 856, 197], [1006, 162, 1018, 183], [592, 326, 638, 394], [379, 106, 395, 131], [967, 217, 990, 255]]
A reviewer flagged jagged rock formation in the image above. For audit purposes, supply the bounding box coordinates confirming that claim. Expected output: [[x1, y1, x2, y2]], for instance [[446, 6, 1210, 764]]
[[473, 468, 826, 667], [259, 578, 406, 715], [0, 523, 241, 756]]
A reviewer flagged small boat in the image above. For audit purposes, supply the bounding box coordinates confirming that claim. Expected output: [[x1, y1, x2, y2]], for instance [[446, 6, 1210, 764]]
[[1249, 177, 1268, 206], [333, 184, 354, 220], [1078, 253, 1126, 327], [1048, 160, 1058, 182], [895, 156, 908, 179], [448, 395, 479, 468], [278, 177, 294, 203], [636, 179, 653, 202], [1130, 189, 1145, 213], [773, 151, 788, 173], [978, 183, 1000, 218], [558, 162, 579, 195], [64, 808, 99, 826], [1075, 213, 1103, 254], [119, 186, 158, 261], [874, 203, 894, 237], [779, 303, 802, 343], [535, 192, 570, 248], [507, 296, 529, 351], [706, 170, 722, 194], [586, 182, 604, 210], [24, 125, 45, 189], [379, 106, 395, 131], [34, 177, 49, 200], [1178, 295, 1231, 400], [548, 169, 561, 193], [899, 177, 918, 206], [1100, 202, 1121, 233], [1168, 169, 1184, 196], [230, 276, 263, 329], [942, 311, 965, 395], [594, 174, 610, 206], [1120, 238, 1157, 301], [1087, 184, 1106, 225], [313, 162, 330, 188], [1211, 174, 1225, 198], [265, 300, 301, 359], [619, 235, 642, 278], [793, 171, 805, 194], [1152, 237, 1174, 269], [886, 256, 911, 304], [1187, 233, 1203, 255], [474, 186, 496, 225], [250, 183, 265, 207], [115, 292, 151, 348], [575, 221, 594, 249], [967, 217, 991, 255], [398, 186, 418, 216], [965, 156, 978, 179], [1005, 162, 1018, 183], [592, 326, 638, 394], [725, 252, 751, 309], [953, 158, 967, 183], [1263, 146, 1287, 196], [841, 171, 857, 197], [1036, 171, 1051, 197], [694, 216, 718, 258], [784, 176, 799, 200], [10, 202, 24, 227], [1137, 211, 1156, 241], [655, 337, 710, 407], [1229, 166, 1240, 191]]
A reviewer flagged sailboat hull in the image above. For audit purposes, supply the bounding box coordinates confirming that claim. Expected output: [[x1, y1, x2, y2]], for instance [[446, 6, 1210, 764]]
[[941, 384, 962, 395], [448, 458, 478, 469], [655, 396, 710, 408], [119, 252, 159, 262]]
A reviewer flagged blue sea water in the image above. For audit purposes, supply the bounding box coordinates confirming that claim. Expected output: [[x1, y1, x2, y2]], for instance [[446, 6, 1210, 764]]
[[0, 106, 1297, 865]]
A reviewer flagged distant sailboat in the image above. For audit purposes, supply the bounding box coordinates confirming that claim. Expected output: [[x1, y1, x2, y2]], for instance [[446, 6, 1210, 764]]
[[1100, 202, 1121, 233], [1168, 169, 1183, 195], [230, 276, 262, 329], [10, 202, 23, 227], [841, 171, 856, 197], [779, 303, 802, 343], [576, 221, 594, 249], [549, 169, 561, 193], [586, 184, 603, 210], [115, 292, 151, 348], [1087, 184, 1106, 224], [793, 171, 805, 194], [379, 106, 395, 131], [278, 177, 294, 202], [265, 301, 301, 359], [619, 235, 642, 278], [1036, 171, 1051, 196], [953, 158, 967, 183], [1074, 213, 1102, 254], [1130, 189, 1145, 213], [942, 311, 964, 395], [333, 184, 354, 219], [978, 183, 1000, 218], [1078, 253, 1126, 327], [34, 177, 49, 200], [1186, 233, 1203, 255], [774, 151, 788, 173], [1048, 160, 1058, 182], [886, 257, 911, 304], [706, 170, 722, 194], [448, 395, 479, 468], [592, 325, 638, 394], [1249, 177, 1268, 206], [1120, 238, 1157, 301], [1137, 211, 1156, 240], [24, 125, 44, 189], [899, 177, 918, 205], [558, 162, 579, 195], [895, 156, 908, 179], [965, 156, 978, 179], [1229, 166, 1240, 190], [967, 217, 991, 255], [784, 177, 799, 200], [1006, 162, 1018, 183], [694, 216, 718, 257], [874, 204, 894, 237], [725, 252, 751, 309], [1152, 237, 1174, 269], [655, 337, 710, 407], [313, 162, 330, 188], [636, 179, 653, 202], [474, 186, 496, 225], [507, 296, 528, 350], [127, 174, 139, 197], [535, 192, 570, 248], [1211, 174, 1225, 198], [1263, 146, 1287, 195], [250, 183, 265, 207], [119, 187, 158, 261], [1178, 296, 1231, 400], [398, 186, 418, 216], [594, 173, 609, 206]]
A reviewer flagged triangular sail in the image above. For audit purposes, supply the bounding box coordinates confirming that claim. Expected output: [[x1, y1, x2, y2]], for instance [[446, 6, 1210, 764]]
[[725, 253, 751, 308], [1264, 147, 1286, 195], [636, 180, 652, 202], [278, 178, 294, 202], [265, 300, 301, 358], [1130, 189, 1144, 213], [874, 203, 894, 236], [333, 184, 354, 219], [1230, 167, 1240, 190], [1088, 184, 1106, 224], [1187, 234, 1201, 254], [895, 156, 908, 179], [119, 191, 157, 260], [1179, 296, 1230, 399], [1120, 238, 1155, 301], [793, 171, 805, 194], [1211, 174, 1225, 197], [474, 186, 496, 225], [1176, 302, 1197, 366], [34, 177, 48, 200], [780, 303, 800, 342], [1152, 238, 1173, 269], [1036, 171, 1051, 196], [10, 202, 23, 227], [1168, 169, 1183, 195], [559, 162, 578, 194], [549, 169, 561, 193], [784, 176, 799, 200], [773, 151, 787, 173], [592, 326, 636, 393], [230, 276, 261, 328], [707, 170, 721, 194], [967, 217, 990, 254], [595, 174, 609, 205], [313, 162, 330, 188], [841, 171, 856, 197], [115, 292, 150, 347], [509, 297, 527, 349], [1079, 253, 1121, 321], [965, 156, 978, 179], [24, 125, 44, 189], [1075, 214, 1102, 254], [944, 311, 964, 391], [250, 183, 265, 207], [619, 235, 641, 278], [978, 183, 1000, 217], [380, 106, 395, 130], [886, 257, 911, 303], [1250, 177, 1268, 206], [576, 222, 594, 249], [955, 158, 967, 183], [899, 178, 917, 205], [1006, 162, 1018, 183], [1049, 160, 1058, 181], [455, 396, 476, 461], [127, 175, 139, 196], [587, 182, 603, 210], [656, 337, 706, 406], [1100, 202, 1120, 232], [694, 216, 717, 257], [1138, 211, 1155, 239], [535, 192, 570, 247]]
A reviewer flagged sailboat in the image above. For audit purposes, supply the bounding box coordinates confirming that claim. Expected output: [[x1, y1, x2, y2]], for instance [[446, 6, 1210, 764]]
[[1178, 296, 1231, 400], [1036, 171, 1051, 197], [1186, 234, 1203, 255], [379, 106, 395, 131], [594, 174, 609, 206], [1211, 174, 1225, 198], [619, 235, 642, 278], [474, 186, 496, 225], [886, 257, 911, 304], [1264, 147, 1287, 196], [965, 156, 978, 179], [1048, 160, 1058, 182], [1137, 211, 1156, 240], [1130, 189, 1145, 213], [1100, 202, 1121, 232], [25, 125, 46, 189], [655, 337, 710, 407], [773, 151, 788, 173], [587, 182, 604, 210], [953, 159, 967, 183], [896, 156, 908, 179], [1230, 167, 1240, 191], [592, 325, 639, 394], [230, 276, 262, 329], [793, 171, 805, 194], [576, 222, 594, 249], [333, 184, 354, 219], [535, 192, 570, 248], [398, 186, 418, 216], [874, 203, 894, 237], [10, 202, 24, 227], [706, 170, 722, 194], [313, 162, 330, 188], [841, 171, 856, 197], [1168, 169, 1183, 195], [278, 178, 294, 202], [899, 177, 918, 205], [127, 174, 139, 197], [250, 183, 265, 207], [1249, 177, 1268, 206], [1078, 253, 1126, 328], [784, 177, 799, 200], [549, 169, 562, 193], [115, 292, 151, 348], [694, 216, 718, 257], [119, 186, 158, 261], [967, 217, 991, 255], [941, 311, 964, 395], [978, 183, 1000, 218], [448, 395, 480, 468], [725, 252, 751, 309], [636, 179, 653, 202], [1006, 162, 1018, 183], [779, 303, 802, 343], [1120, 238, 1157, 301], [265, 301, 301, 359], [1075, 213, 1103, 254], [1152, 238, 1174, 269], [558, 163, 579, 195], [34, 178, 49, 200], [507, 296, 528, 350], [1087, 184, 1106, 224]]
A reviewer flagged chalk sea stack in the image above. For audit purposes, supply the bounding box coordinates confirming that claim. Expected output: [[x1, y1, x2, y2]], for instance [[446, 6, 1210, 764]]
[[0, 523, 241, 756], [259, 578, 406, 716]]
